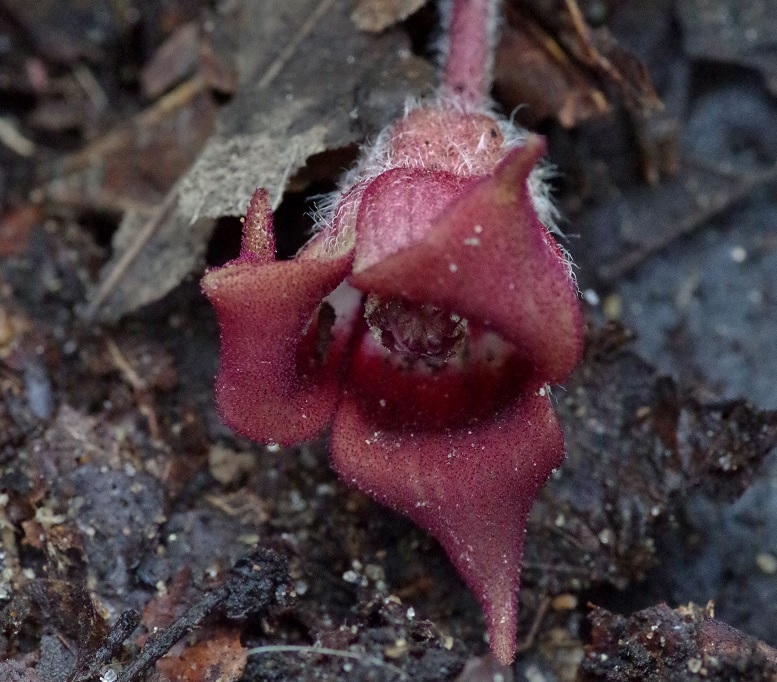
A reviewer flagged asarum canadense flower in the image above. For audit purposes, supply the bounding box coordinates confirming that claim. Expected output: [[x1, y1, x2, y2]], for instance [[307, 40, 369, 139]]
[[202, 0, 583, 665]]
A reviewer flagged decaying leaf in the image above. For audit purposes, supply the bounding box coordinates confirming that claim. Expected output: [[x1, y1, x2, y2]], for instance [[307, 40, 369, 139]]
[[580, 602, 777, 681], [87, 0, 434, 322], [496, 1, 662, 127], [155, 629, 248, 682], [678, 0, 777, 96], [523, 325, 777, 595], [351, 0, 427, 32], [140, 23, 201, 99], [494, 14, 610, 127]]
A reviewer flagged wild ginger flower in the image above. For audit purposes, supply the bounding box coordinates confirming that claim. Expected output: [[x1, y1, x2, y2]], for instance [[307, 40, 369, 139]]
[[202, 0, 583, 664]]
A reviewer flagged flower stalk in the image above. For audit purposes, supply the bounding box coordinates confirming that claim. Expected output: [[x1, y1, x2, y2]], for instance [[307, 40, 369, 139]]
[[442, 0, 500, 105]]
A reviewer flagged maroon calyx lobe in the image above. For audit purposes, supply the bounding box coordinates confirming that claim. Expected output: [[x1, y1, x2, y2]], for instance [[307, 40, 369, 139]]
[[201, 188, 358, 446], [330, 382, 564, 666]]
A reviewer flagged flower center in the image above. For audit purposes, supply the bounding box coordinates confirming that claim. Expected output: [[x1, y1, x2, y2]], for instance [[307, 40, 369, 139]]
[[364, 294, 467, 364]]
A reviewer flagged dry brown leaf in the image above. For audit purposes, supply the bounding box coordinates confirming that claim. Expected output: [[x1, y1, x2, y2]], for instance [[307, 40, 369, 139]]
[[86, 0, 433, 322], [155, 629, 248, 682], [351, 0, 426, 32], [502, 1, 661, 126], [141, 23, 201, 99], [494, 17, 609, 127]]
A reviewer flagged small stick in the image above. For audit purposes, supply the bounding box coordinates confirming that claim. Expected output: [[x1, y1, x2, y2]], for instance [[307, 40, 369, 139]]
[[0, 116, 35, 156], [116, 591, 224, 682], [51, 75, 206, 178], [67, 610, 140, 682], [83, 188, 179, 321], [515, 595, 550, 654]]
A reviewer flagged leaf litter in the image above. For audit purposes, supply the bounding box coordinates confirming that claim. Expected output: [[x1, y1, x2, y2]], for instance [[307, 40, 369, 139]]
[[84, 0, 435, 322]]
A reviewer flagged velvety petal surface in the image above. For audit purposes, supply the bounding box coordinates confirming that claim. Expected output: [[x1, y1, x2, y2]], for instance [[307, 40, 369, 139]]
[[353, 169, 471, 273], [330, 384, 565, 665], [202, 253, 354, 445], [350, 136, 583, 384]]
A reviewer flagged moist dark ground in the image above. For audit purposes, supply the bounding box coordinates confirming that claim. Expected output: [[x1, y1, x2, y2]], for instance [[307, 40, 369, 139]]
[[1, 1, 777, 680]]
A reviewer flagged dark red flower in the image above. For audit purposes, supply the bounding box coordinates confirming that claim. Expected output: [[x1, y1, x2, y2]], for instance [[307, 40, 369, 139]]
[[202, 100, 583, 663]]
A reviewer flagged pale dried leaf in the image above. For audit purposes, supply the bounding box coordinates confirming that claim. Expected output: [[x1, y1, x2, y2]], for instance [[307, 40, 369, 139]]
[[88, 0, 432, 321], [352, 0, 427, 32], [90, 206, 214, 322]]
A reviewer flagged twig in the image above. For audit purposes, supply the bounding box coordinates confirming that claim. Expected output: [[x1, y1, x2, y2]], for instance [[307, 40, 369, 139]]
[[50, 75, 207, 178], [67, 610, 140, 682], [563, 0, 599, 65], [245, 644, 410, 680], [72, 63, 109, 113], [110, 547, 287, 682], [521, 560, 590, 576], [0, 494, 22, 589], [105, 338, 145, 390], [40, 189, 159, 216], [599, 162, 777, 282], [116, 591, 224, 682], [561, 0, 660, 111], [515, 595, 550, 654], [0, 116, 35, 157], [104, 337, 160, 439]]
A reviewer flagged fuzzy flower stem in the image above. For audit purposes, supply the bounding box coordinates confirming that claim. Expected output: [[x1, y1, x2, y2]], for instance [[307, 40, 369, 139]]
[[441, 0, 499, 106]]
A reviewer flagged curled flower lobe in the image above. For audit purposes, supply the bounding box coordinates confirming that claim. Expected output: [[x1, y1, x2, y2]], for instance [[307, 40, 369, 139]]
[[202, 189, 357, 445]]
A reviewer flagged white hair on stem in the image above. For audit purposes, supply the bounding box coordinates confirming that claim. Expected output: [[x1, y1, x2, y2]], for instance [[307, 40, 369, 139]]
[[305, 0, 576, 283]]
